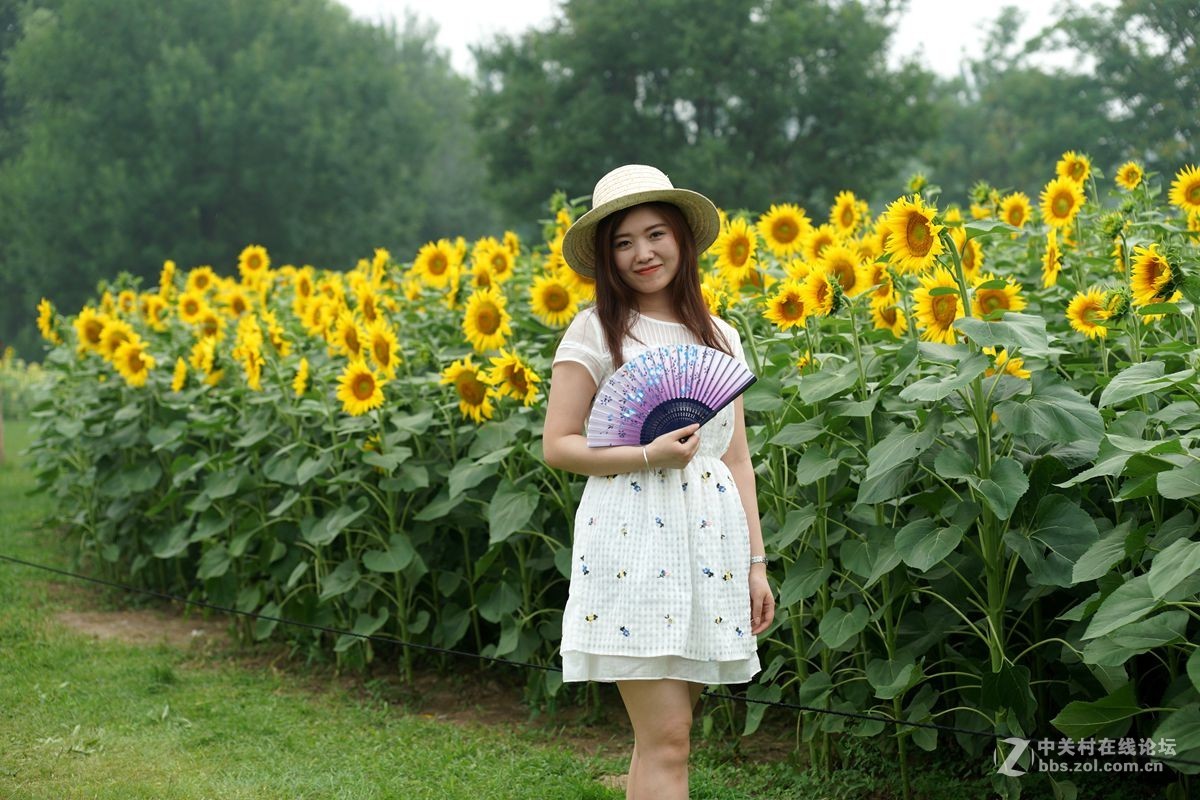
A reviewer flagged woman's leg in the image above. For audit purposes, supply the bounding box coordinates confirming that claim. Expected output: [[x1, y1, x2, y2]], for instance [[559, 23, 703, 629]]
[[617, 679, 704, 800]]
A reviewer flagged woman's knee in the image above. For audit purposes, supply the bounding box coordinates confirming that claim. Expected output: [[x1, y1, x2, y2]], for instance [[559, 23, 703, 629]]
[[634, 713, 693, 762]]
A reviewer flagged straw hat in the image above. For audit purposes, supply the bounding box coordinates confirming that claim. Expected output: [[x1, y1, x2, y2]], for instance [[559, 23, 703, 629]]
[[561, 164, 721, 279]]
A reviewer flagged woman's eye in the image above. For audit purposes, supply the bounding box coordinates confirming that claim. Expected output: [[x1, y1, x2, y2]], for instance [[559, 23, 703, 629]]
[[615, 240, 631, 250], [650, 230, 664, 239]]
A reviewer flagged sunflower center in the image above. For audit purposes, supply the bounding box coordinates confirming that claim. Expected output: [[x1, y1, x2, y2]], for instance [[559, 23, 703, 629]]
[[299, 279, 312, 297], [127, 351, 145, 371], [1188, 183, 1200, 203], [232, 297, 246, 315], [1082, 302, 1102, 326], [773, 220, 797, 243], [962, 245, 977, 272], [492, 254, 509, 273], [184, 300, 199, 315], [978, 290, 1007, 315], [430, 255, 448, 276], [731, 238, 750, 266], [544, 285, 570, 312], [248, 255, 262, 270], [831, 261, 856, 292], [363, 297, 376, 321], [475, 303, 500, 334], [813, 236, 832, 258], [85, 321, 104, 344], [782, 297, 802, 319], [202, 317, 218, 336], [1006, 207, 1024, 226], [353, 374, 376, 401], [1053, 194, 1072, 217], [456, 374, 486, 405], [879, 306, 897, 325], [932, 295, 957, 325], [905, 216, 931, 255], [373, 339, 390, 364], [195, 276, 209, 290], [508, 367, 528, 393], [840, 206, 855, 228], [1070, 163, 1085, 180], [345, 329, 360, 353]]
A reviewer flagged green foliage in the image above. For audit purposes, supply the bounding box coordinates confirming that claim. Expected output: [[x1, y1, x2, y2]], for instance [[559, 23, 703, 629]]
[[472, 0, 936, 222]]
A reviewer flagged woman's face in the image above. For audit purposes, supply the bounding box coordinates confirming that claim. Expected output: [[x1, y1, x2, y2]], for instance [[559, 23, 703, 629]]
[[610, 205, 680, 300]]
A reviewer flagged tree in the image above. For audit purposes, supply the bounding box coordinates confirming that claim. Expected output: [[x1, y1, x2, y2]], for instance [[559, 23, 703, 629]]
[[1049, 0, 1198, 167], [0, 0, 484, 358], [471, 0, 936, 224]]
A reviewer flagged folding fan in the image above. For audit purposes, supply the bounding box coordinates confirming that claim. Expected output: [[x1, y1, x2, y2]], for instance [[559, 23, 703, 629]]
[[587, 344, 757, 447]]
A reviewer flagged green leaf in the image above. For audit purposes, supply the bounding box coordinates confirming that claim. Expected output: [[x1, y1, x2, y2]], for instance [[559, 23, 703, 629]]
[[262, 448, 303, 485], [303, 500, 369, 547], [928, 286, 958, 296], [818, 605, 869, 649], [388, 407, 434, 436], [189, 509, 227, 542], [414, 489, 458, 522], [268, 490, 301, 518], [863, 414, 941, 482], [196, 544, 231, 580], [1082, 610, 1188, 666], [964, 218, 1021, 238], [975, 458, 1028, 521], [796, 671, 833, 706], [795, 363, 859, 405], [1072, 522, 1131, 583], [1051, 682, 1140, 740], [742, 682, 783, 737], [1138, 302, 1182, 315], [488, 480, 539, 544], [1158, 462, 1200, 500], [1152, 704, 1200, 772], [319, 559, 360, 601], [980, 663, 1034, 723], [296, 452, 333, 486], [933, 448, 973, 480], [1147, 539, 1200, 600], [151, 521, 191, 559], [778, 553, 832, 607], [353, 607, 389, 637], [125, 460, 164, 493], [147, 421, 187, 452], [768, 420, 826, 447], [254, 601, 280, 641], [840, 529, 902, 589], [899, 354, 988, 402], [1082, 574, 1159, 640], [449, 459, 499, 498], [769, 506, 815, 550], [362, 447, 413, 474], [793, 447, 839, 485], [996, 381, 1103, 448], [477, 581, 522, 623], [866, 657, 918, 700], [1189, 648, 1200, 694], [361, 533, 416, 573], [954, 312, 1050, 352], [1098, 362, 1196, 408], [285, 561, 309, 590], [895, 520, 963, 572]]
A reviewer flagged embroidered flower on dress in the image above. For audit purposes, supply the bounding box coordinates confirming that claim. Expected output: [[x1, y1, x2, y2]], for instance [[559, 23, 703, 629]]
[[619, 626, 631, 637], [702, 567, 714, 577], [616, 569, 627, 579], [630, 480, 641, 492], [722, 571, 733, 581], [585, 613, 598, 622]]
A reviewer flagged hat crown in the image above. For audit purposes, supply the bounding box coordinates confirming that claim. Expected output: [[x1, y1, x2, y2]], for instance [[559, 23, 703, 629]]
[[591, 164, 674, 209]]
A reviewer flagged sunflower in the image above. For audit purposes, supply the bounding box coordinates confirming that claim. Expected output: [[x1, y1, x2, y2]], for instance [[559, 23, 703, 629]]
[[757, 203, 811, 258], [195, 307, 226, 341], [870, 296, 908, 338], [816, 244, 865, 298], [999, 192, 1032, 229], [983, 347, 1031, 380], [74, 308, 107, 354], [1039, 177, 1085, 229], [801, 268, 838, 318], [336, 361, 386, 416], [221, 286, 252, 318], [356, 285, 380, 324], [1129, 244, 1174, 306], [883, 195, 945, 273], [1115, 161, 1143, 191], [332, 313, 365, 359], [366, 319, 401, 377], [189, 337, 216, 375], [261, 309, 291, 357], [802, 223, 841, 264], [1169, 165, 1200, 214], [530, 273, 578, 327], [1042, 230, 1063, 288], [293, 357, 309, 397], [186, 266, 217, 295], [863, 260, 893, 301], [98, 318, 136, 360], [302, 297, 335, 339], [830, 190, 862, 235], [116, 289, 137, 316], [712, 217, 758, 280], [912, 267, 962, 345], [1066, 288, 1110, 339], [238, 244, 270, 282], [943, 206, 964, 227], [462, 286, 512, 352], [487, 348, 541, 406], [294, 269, 315, 302], [701, 272, 729, 315], [140, 294, 170, 332], [762, 280, 808, 330], [440, 356, 496, 424], [171, 357, 188, 392], [476, 239, 515, 283], [503, 230, 521, 258], [241, 347, 264, 392], [37, 298, 61, 344], [1056, 151, 1092, 184], [113, 339, 155, 387], [159, 260, 177, 298], [176, 291, 207, 326], [413, 239, 459, 288], [971, 272, 1026, 318]]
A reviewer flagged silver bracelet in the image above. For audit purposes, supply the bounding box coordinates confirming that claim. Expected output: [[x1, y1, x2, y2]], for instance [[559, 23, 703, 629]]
[[750, 555, 769, 567], [642, 446, 651, 470]]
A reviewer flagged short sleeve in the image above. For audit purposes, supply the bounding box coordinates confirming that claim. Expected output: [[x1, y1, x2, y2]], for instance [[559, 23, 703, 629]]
[[714, 317, 748, 367], [553, 307, 607, 386]]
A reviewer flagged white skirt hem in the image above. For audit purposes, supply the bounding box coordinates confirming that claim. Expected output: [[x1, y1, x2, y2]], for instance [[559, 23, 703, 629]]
[[562, 650, 761, 685]]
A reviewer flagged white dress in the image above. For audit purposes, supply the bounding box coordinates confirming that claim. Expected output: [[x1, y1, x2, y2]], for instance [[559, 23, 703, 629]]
[[553, 307, 762, 685]]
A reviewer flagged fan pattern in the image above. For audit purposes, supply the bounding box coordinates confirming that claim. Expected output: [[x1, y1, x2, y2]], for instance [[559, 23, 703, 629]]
[[587, 344, 756, 447]]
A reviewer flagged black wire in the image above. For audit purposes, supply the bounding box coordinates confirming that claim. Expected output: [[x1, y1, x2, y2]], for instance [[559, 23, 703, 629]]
[[3, 552, 1198, 770]]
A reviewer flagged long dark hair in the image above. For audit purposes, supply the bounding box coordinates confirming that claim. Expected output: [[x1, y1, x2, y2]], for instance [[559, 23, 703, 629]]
[[593, 201, 732, 368]]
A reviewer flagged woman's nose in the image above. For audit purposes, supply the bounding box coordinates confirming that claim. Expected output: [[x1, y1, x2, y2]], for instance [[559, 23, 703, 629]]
[[634, 239, 653, 262]]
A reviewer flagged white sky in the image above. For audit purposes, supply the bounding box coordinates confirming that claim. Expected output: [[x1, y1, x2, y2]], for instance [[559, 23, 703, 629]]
[[338, 0, 1112, 77]]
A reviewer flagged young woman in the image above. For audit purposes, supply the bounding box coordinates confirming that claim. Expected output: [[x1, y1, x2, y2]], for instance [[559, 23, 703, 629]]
[[542, 164, 775, 799]]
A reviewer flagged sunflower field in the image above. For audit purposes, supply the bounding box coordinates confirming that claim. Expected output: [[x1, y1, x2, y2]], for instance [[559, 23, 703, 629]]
[[24, 156, 1200, 795]]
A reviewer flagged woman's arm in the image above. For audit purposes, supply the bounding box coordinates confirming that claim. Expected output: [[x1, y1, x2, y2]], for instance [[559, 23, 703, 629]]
[[542, 361, 701, 477], [721, 395, 775, 634]]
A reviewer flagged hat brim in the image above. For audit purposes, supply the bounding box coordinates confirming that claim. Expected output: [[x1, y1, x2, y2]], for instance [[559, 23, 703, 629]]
[[561, 188, 720, 279]]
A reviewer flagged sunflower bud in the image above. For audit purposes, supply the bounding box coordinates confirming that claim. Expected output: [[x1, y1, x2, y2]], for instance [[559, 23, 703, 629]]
[[1103, 286, 1131, 322], [1120, 196, 1138, 217], [969, 180, 995, 206], [907, 172, 928, 194], [1099, 212, 1126, 242], [828, 276, 848, 316]]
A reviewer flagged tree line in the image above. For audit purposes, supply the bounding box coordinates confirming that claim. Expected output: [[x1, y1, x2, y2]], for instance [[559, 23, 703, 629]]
[[0, 0, 1195, 358]]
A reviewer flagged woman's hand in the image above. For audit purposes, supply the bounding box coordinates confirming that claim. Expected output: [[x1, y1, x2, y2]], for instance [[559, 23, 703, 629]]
[[644, 423, 701, 469], [749, 568, 774, 635]]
